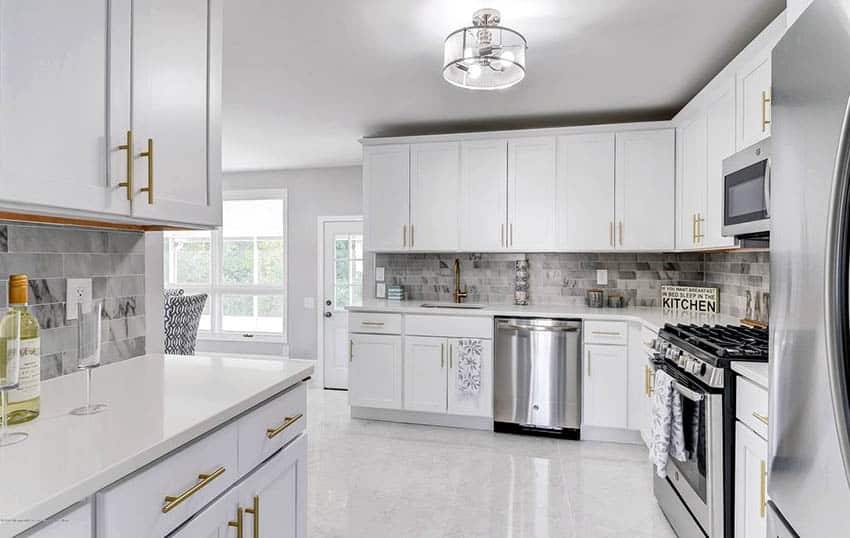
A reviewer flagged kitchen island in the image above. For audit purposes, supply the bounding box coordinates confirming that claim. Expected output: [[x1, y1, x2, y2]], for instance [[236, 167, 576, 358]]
[[0, 354, 313, 537]]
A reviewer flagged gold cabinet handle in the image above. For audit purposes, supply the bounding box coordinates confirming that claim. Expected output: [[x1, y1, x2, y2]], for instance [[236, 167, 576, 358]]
[[245, 495, 259, 538], [587, 350, 592, 377], [645, 365, 653, 397], [752, 411, 769, 426], [759, 460, 767, 518], [361, 321, 385, 327], [440, 343, 445, 368], [697, 213, 705, 242], [509, 223, 513, 247], [501, 224, 504, 247], [349, 339, 353, 363], [138, 137, 154, 204], [761, 90, 772, 132], [162, 466, 226, 513], [591, 331, 621, 337], [449, 344, 453, 369], [618, 221, 623, 246], [403, 225, 407, 248], [117, 130, 133, 201], [266, 413, 303, 439], [411, 224, 415, 248], [228, 507, 244, 538], [609, 221, 613, 246]]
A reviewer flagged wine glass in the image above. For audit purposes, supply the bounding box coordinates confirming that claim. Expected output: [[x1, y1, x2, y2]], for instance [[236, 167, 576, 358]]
[[0, 309, 28, 446], [70, 300, 107, 416]]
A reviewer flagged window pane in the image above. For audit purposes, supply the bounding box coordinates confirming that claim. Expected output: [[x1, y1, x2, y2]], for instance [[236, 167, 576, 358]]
[[335, 237, 348, 260], [335, 260, 350, 287], [350, 285, 363, 307], [258, 239, 284, 285], [222, 294, 284, 334], [350, 260, 363, 285], [223, 239, 254, 285], [223, 294, 253, 316], [199, 298, 211, 332], [334, 286, 350, 308], [165, 232, 210, 285], [350, 235, 363, 259]]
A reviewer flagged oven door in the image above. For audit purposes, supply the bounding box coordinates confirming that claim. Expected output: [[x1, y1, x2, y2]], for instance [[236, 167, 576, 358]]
[[722, 142, 771, 237]]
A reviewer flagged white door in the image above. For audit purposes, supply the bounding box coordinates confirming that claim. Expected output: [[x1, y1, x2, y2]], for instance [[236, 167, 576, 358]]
[[582, 344, 628, 429], [678, 117, 707, 249], [322, 220, 364, 389], [0, 0, 130, 216], [239, 434, 307, 538], [460, 139, 508, 251], [736, 52, 772, 150], [130, 0, 222, 226], [349, 334, 403, 409], [410, 142, 461, 250], [705, 80, 738, 248], [403, 337, 448, 413], [507, 137, 558, 250], [169, 488, 236, 538], [615, 129, 675, 250], [557, 133, 616, 250], [364, 144, 410, 251], [735, 422, 768, 538], [447, 338, 493, 417]]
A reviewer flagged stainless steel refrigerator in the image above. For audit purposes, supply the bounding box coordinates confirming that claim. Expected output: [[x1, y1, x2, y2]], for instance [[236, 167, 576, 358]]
[[770, 0, 850, 535]]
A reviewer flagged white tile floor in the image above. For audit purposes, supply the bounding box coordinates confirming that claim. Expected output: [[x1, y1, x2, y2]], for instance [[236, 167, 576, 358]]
[[306, 388, 676, 537]]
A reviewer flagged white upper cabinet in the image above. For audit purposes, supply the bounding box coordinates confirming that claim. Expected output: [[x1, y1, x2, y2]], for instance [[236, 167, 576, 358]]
[[678, 115, 707, 249], [0, 0, 130, 216], [364, 144, 410, 251], [460, 139, 508, 251], [557, 133, 616, 250], [736, 51, 772, 151], [130, 0, 222, 227], [507, 137, 558, 250], [704, 80, 737, 248], [410, 142, 461, 250], [615, 129, 675, 250]]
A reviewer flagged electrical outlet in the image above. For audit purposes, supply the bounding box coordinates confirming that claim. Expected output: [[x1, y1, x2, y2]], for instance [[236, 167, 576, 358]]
[[596, 269, 608, 286], [376, 267, 385, 282], [66, 278, 92, 321]]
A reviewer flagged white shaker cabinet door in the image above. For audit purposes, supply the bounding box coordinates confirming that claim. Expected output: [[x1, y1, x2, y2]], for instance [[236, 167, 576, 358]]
[[364, 144, 410, 251], [507, 137, 558, 250], [403, 336, 448, 413], [582, 344, 628, 429], [735, 421, 768, 538], [410, 142, 461, 250], [704, 80, 737, 249], [557, 133, 616, 250], [130, 0, 223, 227], [460, 139, 508, 251], [615, 129, 675, 250], [169, 488, 237, 538], [349, 334, 403, 409], [678, 116, 707, 249], [736, 52, 771, 151], [447, 338, 493, 418], [0, 0, 130, 216]]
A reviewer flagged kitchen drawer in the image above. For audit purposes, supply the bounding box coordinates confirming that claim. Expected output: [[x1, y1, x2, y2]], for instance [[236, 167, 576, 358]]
[[737, 376, 768, 439], [349, 312, 402, 334], [96, 423, 238, 537], [238, 382, 307, 475], [584, 320, 628, 345], [405, 314, 492, 339]]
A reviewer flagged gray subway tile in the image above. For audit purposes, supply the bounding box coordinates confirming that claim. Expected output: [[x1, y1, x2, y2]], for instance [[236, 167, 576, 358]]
[[0, 253, 64, 278]]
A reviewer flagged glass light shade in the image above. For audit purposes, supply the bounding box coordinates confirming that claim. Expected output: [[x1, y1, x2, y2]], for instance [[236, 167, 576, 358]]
[[443, 24, 527, 90]]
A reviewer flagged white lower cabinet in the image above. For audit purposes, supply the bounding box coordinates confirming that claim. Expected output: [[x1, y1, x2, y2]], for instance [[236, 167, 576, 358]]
[[349, 333, 403, 409], [26, 502, 92, 538], [735, 421, 767, 538], [582, 343, 628, 429], [403, 336, 448, 413], [627, 323, 655, 444]]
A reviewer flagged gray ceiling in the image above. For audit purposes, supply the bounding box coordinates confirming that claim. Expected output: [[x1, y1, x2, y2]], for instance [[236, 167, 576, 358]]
[[222, 0, 785, 171]]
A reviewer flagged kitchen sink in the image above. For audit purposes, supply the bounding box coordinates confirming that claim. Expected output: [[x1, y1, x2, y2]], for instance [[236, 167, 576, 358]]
[[419, 303, 484, 309]]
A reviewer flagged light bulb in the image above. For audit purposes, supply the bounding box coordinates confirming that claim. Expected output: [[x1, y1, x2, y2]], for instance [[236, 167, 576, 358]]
[[500, 50, 515, 64], [468, 64, 482, 79], [464, 48, 474, 59]]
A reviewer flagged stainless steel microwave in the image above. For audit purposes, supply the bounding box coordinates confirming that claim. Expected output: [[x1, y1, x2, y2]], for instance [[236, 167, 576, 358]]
[[722, 138, 770, 237]]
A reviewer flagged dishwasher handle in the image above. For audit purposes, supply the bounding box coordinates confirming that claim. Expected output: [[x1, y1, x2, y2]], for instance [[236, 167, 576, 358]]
[[496, 319, 581, 332]]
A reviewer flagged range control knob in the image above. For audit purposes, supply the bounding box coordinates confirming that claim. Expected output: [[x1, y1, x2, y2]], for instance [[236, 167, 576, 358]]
[[699, 363, 707, 376]]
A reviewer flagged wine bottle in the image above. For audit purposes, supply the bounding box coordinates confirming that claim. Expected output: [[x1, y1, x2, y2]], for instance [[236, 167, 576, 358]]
[[1, 275, 40, 424]]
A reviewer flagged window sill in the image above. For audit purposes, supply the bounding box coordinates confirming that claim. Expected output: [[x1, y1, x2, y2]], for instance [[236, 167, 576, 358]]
[[197, 333, 286, 345]]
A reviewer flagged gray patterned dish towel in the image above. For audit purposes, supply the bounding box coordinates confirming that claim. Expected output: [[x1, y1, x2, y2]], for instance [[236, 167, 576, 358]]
[[649, 369, 688, 478], [456, 339, 483, 394]]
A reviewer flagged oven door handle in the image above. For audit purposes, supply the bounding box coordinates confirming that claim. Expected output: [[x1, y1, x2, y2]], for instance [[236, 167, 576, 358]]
[[672, 381, 705, 402], [764, 157, 772, 217]]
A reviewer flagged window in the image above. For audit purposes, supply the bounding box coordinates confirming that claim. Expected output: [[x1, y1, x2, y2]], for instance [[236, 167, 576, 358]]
[[333, 233, 363, 310], [164, 190, 287, 341]]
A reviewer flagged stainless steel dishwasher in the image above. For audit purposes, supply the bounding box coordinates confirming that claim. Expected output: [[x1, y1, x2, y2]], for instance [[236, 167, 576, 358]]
[[494, 317, 581, 438]]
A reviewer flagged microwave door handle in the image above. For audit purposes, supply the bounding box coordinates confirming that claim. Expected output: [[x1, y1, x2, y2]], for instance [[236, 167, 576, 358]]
[[765, 158, 772, 217], [672, 381, 705, 402], [824, 95, 850, 489]]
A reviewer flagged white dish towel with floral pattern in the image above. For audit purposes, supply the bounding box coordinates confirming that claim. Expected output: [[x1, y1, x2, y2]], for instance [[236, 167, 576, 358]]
[[456, 339, 483, 394], [649, 369, 688, 478]]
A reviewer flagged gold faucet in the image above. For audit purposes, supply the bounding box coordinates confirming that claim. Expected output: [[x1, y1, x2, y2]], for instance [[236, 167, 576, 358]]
[[453, 258, 468, 304]]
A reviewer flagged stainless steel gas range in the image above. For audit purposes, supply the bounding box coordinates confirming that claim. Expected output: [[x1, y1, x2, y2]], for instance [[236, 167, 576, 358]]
[[650, 323, 768, 538]]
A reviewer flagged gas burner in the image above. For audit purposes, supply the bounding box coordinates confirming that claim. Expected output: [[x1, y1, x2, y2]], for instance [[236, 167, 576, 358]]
[[659, 323, 769, 364]]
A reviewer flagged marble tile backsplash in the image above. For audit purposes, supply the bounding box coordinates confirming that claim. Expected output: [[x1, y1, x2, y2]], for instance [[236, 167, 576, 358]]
[[0, 221, 145, 381], [376, 250, 770, 318]]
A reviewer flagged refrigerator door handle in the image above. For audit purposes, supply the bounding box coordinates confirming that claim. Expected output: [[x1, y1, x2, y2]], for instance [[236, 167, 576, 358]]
[[824, 95, 850, 487]]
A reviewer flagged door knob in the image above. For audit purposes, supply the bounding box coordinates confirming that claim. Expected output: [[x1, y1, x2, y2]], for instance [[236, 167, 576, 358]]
[[325, 300, 332, 306], [324, 312, 332, 318]]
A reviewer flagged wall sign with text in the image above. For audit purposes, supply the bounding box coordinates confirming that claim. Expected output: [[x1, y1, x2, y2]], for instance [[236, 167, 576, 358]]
[[661, 286, 719, 313]]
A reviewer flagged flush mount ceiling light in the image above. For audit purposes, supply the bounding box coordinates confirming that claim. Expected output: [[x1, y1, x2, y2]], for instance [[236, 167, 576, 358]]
[[442, 8, 527, 91]]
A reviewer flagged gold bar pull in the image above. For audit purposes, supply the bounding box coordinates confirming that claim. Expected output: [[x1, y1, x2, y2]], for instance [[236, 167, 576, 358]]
[[761, 90, 772, 132], [245, 495, 260, 538], [162, 466, 226, 513], [138, 138, 154, 204], [501, 224, 504, 247], [228, 507, 244, 538], [117, 130, 133, 201], [697, 214, 705, 242], [752, 411, 769, 425], [759, 460, 767, 518], [449, 344, 453, 369], [587, 350, 591, 377], [510, 223, 513, 247], [609, 222, 614, 247], [349, 339, 353, 362], [403, 225, 407, 248], [410, 224, 415, 248], [644, 365, 651, 396], [618, 221, 623, 246], [266, 413, 303, 439], [440, 343, 445, 368]]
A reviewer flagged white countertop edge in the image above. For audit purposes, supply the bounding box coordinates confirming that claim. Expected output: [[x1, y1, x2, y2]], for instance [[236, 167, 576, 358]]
[[7, 356, 314, 537], [731, 362, 769, 389]]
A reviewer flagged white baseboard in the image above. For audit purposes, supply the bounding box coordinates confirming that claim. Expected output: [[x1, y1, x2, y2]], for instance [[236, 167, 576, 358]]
[[581, 425, 645, 445], [350, 406, 493, 431]]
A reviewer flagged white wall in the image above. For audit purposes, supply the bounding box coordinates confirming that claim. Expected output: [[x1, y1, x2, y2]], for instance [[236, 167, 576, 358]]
[[223, 166, 363, 359]]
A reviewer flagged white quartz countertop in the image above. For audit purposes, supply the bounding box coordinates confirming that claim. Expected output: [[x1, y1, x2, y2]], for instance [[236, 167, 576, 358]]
[[731, 362, 769, 389], [349, 300, 741, 333], [0, 354, 313, 537]]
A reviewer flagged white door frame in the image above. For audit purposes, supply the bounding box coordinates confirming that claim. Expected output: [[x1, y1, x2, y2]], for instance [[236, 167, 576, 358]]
[[316, 215, 363, 389]]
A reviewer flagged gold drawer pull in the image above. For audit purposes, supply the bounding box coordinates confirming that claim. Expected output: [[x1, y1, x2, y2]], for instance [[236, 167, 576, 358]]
[[138, 137, 154, 204], [266, 413, 303, 439], [162, 466, 226, 513], [245, 495, 260, 538], [759, 460, 767, 518], [752, 411, 769, 426], [361, 321, 385, 327], [117, 130, 133, 201], [228, 507, 244, 538], [761, 90, 772, 132], [591, 331, 621, 337]]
